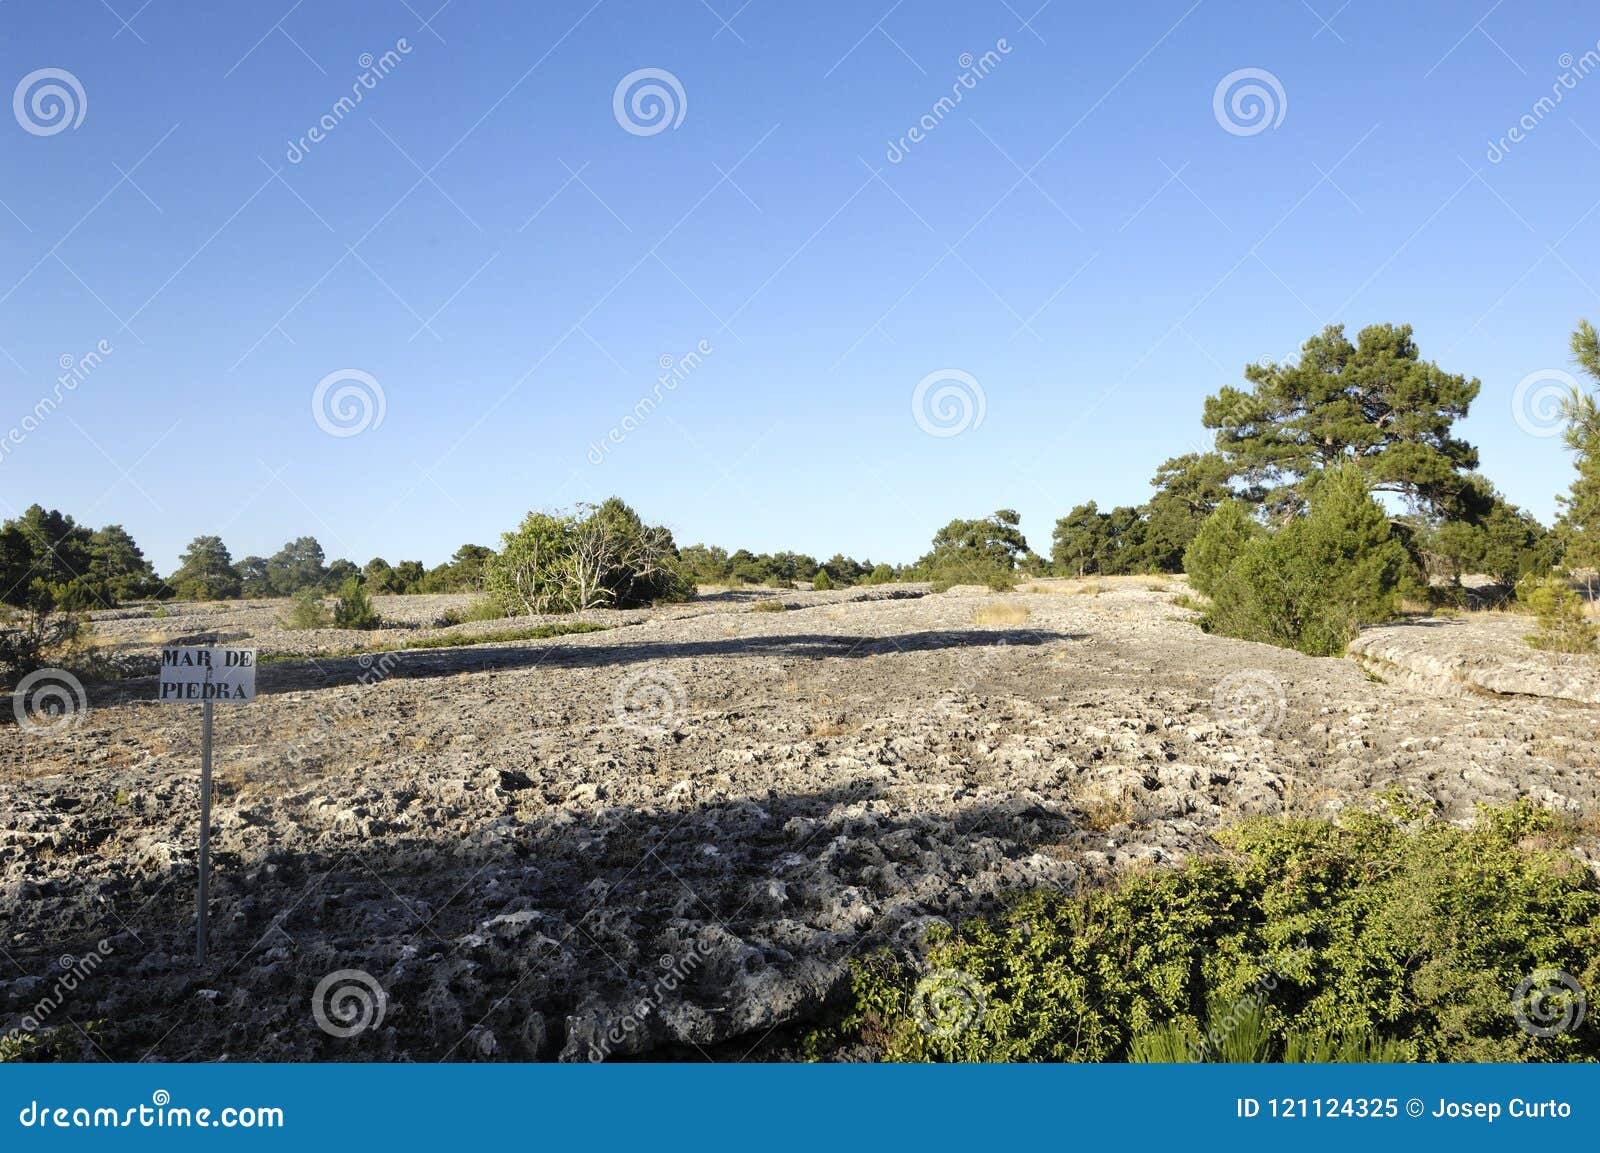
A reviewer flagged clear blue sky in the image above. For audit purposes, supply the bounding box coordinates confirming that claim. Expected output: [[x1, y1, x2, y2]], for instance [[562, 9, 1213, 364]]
[[3, 0, 1599, 571]]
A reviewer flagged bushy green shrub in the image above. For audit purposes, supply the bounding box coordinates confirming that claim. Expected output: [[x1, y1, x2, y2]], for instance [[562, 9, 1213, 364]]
[[1182, 500, 1259, 598], [1201, 465, 1412, 656], [1519, 575, 1598, 654], [867, 564, 895, 585], [282, 589, 331, 630], [820, 799, 1600, 1063], [811, 568, 833, 591], [332, 578, 381, 630], [484, 498, 692, 614]]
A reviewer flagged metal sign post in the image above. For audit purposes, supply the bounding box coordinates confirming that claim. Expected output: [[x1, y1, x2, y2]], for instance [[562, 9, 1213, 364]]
[[197, 699, 213, 966], [158, 640, 256, 967]]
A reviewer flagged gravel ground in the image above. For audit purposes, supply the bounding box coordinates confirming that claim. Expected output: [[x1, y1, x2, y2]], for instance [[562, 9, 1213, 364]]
[[3, 580, 1598, 1061]]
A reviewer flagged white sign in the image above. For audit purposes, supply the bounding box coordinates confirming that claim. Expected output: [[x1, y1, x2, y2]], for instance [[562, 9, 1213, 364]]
[[159, 646, 257, 703]]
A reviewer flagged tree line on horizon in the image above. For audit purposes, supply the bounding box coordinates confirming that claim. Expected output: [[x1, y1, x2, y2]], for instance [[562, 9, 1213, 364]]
[[4, 320, 1598, 676]]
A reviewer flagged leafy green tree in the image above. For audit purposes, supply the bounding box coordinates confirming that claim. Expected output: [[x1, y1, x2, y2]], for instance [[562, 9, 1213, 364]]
[[1182, 501, 1260, 597], [323, 559, 360, 590], [678, 544, 733, 586], [237, 556, 273, 598], [820, 554, 866, 587], [811, 567, 833, 590], [866, 563, 895, 584], [392, 560, 426, 592], [85, 524, 160, 602], [445, 544, 494, 589], [1558, 320, 1600, 578], [1203, 324, 1480, 518], [1427, 488, 1552, 589], [485, 499, 690, 614], [169, 536, 242, 600], [927, 509, 1029, 568], [362, 557, 397, 593], [0, 507, 109, 682], [266, 536, 326, 595], [1202, 465, 1413, 656], [1, 505, 97, 604], [485, 512, 571, 614], [1140, 453, 1235, 572], [1052, 502, 1112, 577]]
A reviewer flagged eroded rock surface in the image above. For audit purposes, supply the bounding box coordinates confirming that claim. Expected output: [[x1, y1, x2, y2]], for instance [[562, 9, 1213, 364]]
[[3, 584, 1597, 1060]]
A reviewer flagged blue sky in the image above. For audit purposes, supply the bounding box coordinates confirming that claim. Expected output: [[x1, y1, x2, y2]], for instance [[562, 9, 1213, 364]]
[[3, 0, 1599, 571]]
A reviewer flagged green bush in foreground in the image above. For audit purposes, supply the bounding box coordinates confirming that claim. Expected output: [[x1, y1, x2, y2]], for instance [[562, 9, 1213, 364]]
[[818, 799, 1600, 1063]]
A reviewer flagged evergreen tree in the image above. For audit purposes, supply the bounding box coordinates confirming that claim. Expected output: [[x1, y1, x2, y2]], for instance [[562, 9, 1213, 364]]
[[1203, 324, 1480, 518], [169, 536, 242, 600]]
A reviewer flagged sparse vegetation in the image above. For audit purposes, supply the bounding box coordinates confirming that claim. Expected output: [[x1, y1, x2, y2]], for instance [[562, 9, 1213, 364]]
[[332, 578, 381, 630], [972, 601, 1030, 626], [282, 589, 332, 630], [819, 800, 1600, 1062], [259, 620, 611, 662], [1519, 575, 1598, 654]]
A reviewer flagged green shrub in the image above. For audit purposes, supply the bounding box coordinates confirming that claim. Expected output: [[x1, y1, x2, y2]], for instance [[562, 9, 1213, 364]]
[[1201, 465, 1412, 656], [867, 564, 895, 585], [749, 599, 788, 613], [819, 800, 1600, 1063], [484, 498, 692, 614], [1182, 501, 1259, 598], [282, 589, 331, 630], [1519, 575, 1598, 654], [811, 568, 833, 591], [332, 578, 381, 630]]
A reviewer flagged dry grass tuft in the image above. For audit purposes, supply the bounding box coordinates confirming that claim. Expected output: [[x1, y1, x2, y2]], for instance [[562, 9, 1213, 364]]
[[973, 601, 1031, 626]]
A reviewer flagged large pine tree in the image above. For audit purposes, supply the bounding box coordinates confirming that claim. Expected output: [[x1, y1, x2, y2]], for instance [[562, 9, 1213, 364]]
[[1202, 323, 1480, 519]]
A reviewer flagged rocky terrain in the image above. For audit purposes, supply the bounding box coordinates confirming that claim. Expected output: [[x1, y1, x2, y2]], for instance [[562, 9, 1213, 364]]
[[3, 580, 1597, 1061]]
